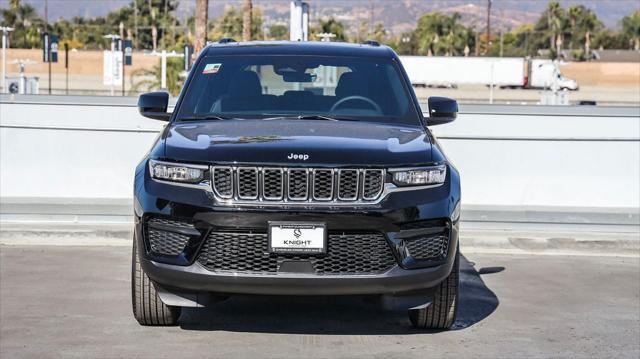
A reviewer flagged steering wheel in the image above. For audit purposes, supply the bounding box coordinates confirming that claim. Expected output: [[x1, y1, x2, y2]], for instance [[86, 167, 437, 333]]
[[330, 95, 382, 113]]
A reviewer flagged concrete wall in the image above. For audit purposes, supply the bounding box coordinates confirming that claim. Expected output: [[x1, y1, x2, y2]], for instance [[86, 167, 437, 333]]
[[1, 95, 639, 225]]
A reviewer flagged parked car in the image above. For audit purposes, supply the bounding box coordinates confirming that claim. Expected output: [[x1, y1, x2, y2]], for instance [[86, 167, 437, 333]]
[[132, 40, 462, 329]]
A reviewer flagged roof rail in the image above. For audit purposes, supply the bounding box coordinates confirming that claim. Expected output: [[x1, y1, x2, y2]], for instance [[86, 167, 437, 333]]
[[218, 38, 237, 44], [362, 40, 380, 47]]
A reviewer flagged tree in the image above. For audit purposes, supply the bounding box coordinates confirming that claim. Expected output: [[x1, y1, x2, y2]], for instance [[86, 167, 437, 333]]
[[311, 17, 348, 42], [621, 10, 640, 50], [194, 0, 208, 55], [413, 13, 473, 56], [242, 0, 252, 42], [1, 0, 43, 48], [209, 6, 263, 41], [542, 1, 566, 58], [355, 21, 368, 43], [371, 22, 387, 43], [567, 5, 581, 50], [591, 29, 626, 50], [388, 32, 416, 55], [485, 24, 533, 57], [131, 57, 184, 95], [267, 24, 288, 40], [565, 5, 602, 57]]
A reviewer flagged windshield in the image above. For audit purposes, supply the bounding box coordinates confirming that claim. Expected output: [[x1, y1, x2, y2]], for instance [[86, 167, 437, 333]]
[[176, 55, 421, 126]]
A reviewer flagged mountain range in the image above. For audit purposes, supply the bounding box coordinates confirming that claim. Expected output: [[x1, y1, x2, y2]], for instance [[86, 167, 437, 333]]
[[3, 0, 639, 34]]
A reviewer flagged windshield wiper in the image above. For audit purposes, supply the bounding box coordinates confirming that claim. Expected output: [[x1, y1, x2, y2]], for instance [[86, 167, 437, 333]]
[[296, 114, 339, 121], [262, 115, 358, 122], [178, 115, 238, 121]]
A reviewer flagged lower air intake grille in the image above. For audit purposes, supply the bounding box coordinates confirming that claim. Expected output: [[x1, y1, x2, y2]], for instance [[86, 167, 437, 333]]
[[404, 235, 449, 260], [146, 217, 195, 256], [400, 220, 451, 261], [197, 232, 397, 275]]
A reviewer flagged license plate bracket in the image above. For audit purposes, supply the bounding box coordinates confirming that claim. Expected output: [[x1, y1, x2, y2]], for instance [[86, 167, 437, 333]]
[[268, 222, 327, 255]]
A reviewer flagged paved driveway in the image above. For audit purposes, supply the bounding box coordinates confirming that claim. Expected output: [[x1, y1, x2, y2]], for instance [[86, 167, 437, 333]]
[[1, 245, 638, 358]]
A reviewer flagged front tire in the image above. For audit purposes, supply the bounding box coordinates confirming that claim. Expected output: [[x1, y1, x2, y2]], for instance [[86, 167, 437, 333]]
[[408, 247, 459, 329], [131, 238, 181, 326]]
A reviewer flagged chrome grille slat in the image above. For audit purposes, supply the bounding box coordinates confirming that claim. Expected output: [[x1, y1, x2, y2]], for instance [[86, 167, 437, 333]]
[[211, 166, 385, 204]]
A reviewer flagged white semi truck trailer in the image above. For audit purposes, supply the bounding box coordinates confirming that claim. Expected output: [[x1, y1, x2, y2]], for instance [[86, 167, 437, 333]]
[[399, 56, 578, 90]]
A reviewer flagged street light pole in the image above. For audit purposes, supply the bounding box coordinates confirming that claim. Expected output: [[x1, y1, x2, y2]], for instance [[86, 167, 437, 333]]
[[45, 0, 51, 94], [160, 50, 167, 89], [1, 27, 14, 94], [485, 0, 492, 55], [103, 34, 120, 96]]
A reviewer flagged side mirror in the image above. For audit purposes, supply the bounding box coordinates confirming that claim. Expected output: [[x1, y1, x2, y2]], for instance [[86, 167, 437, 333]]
[[427, 96, 458, 126], [138, 92, 170, 121]]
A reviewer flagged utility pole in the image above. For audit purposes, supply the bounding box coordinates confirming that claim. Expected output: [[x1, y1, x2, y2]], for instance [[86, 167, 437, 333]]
[[475, 30, 479, 56], [499, 30, 503, 57], [45, 0, 51, 93], [485, 0, 492, 55], [133, 0, 138, 48], [1, 27, 14, 94], [64, 43, 68, 95], [369, 0, 374, 36], [243, 0, 253, 41]]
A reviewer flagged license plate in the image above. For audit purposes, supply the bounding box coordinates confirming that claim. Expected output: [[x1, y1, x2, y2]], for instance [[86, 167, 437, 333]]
[[268, 222, 327, 254]]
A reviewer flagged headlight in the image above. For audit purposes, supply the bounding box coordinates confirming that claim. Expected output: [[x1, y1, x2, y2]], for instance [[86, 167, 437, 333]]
[[149, 160, 206, 183], [391, 165, 446, 186]]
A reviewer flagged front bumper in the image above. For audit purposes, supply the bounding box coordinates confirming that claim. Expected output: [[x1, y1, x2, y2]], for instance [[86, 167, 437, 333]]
[[141, 255, 456, 296], [133, 159, 461, 302]]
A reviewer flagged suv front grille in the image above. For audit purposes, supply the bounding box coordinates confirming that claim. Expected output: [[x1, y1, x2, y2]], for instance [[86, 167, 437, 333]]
[[211, 166, 386, 204], [196, 231, 397, 275]]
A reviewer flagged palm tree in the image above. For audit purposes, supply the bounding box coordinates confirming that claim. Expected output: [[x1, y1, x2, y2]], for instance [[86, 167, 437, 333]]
[[545, 1, 565, 58], [242, 0, 252, 41], [1, 0, 40, 48], [413, 12, 472, 56], [567, 5, 581, 49], [622, 10, 640, 50], [194, 0, 208, 55], [566, 5, 602, 54]]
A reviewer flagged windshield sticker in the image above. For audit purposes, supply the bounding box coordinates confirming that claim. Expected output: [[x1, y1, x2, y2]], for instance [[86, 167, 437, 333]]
[[202, 63, 222, 74]]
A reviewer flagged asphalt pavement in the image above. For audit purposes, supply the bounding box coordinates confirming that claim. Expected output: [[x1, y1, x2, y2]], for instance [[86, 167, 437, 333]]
[[0, 244, 638, 359]]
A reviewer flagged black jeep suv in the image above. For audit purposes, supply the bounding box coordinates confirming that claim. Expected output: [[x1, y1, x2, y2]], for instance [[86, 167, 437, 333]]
[[132, 40, 461, 329]]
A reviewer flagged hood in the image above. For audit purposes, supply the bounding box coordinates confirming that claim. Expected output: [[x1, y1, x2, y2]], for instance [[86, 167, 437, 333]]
[[163, 119, 432, 167]]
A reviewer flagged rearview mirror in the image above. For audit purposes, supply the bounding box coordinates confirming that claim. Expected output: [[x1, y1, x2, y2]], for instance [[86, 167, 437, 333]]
[[282, 72, 316, 83], [138, 92, 170, 121], [427, 96, 458, 126]]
